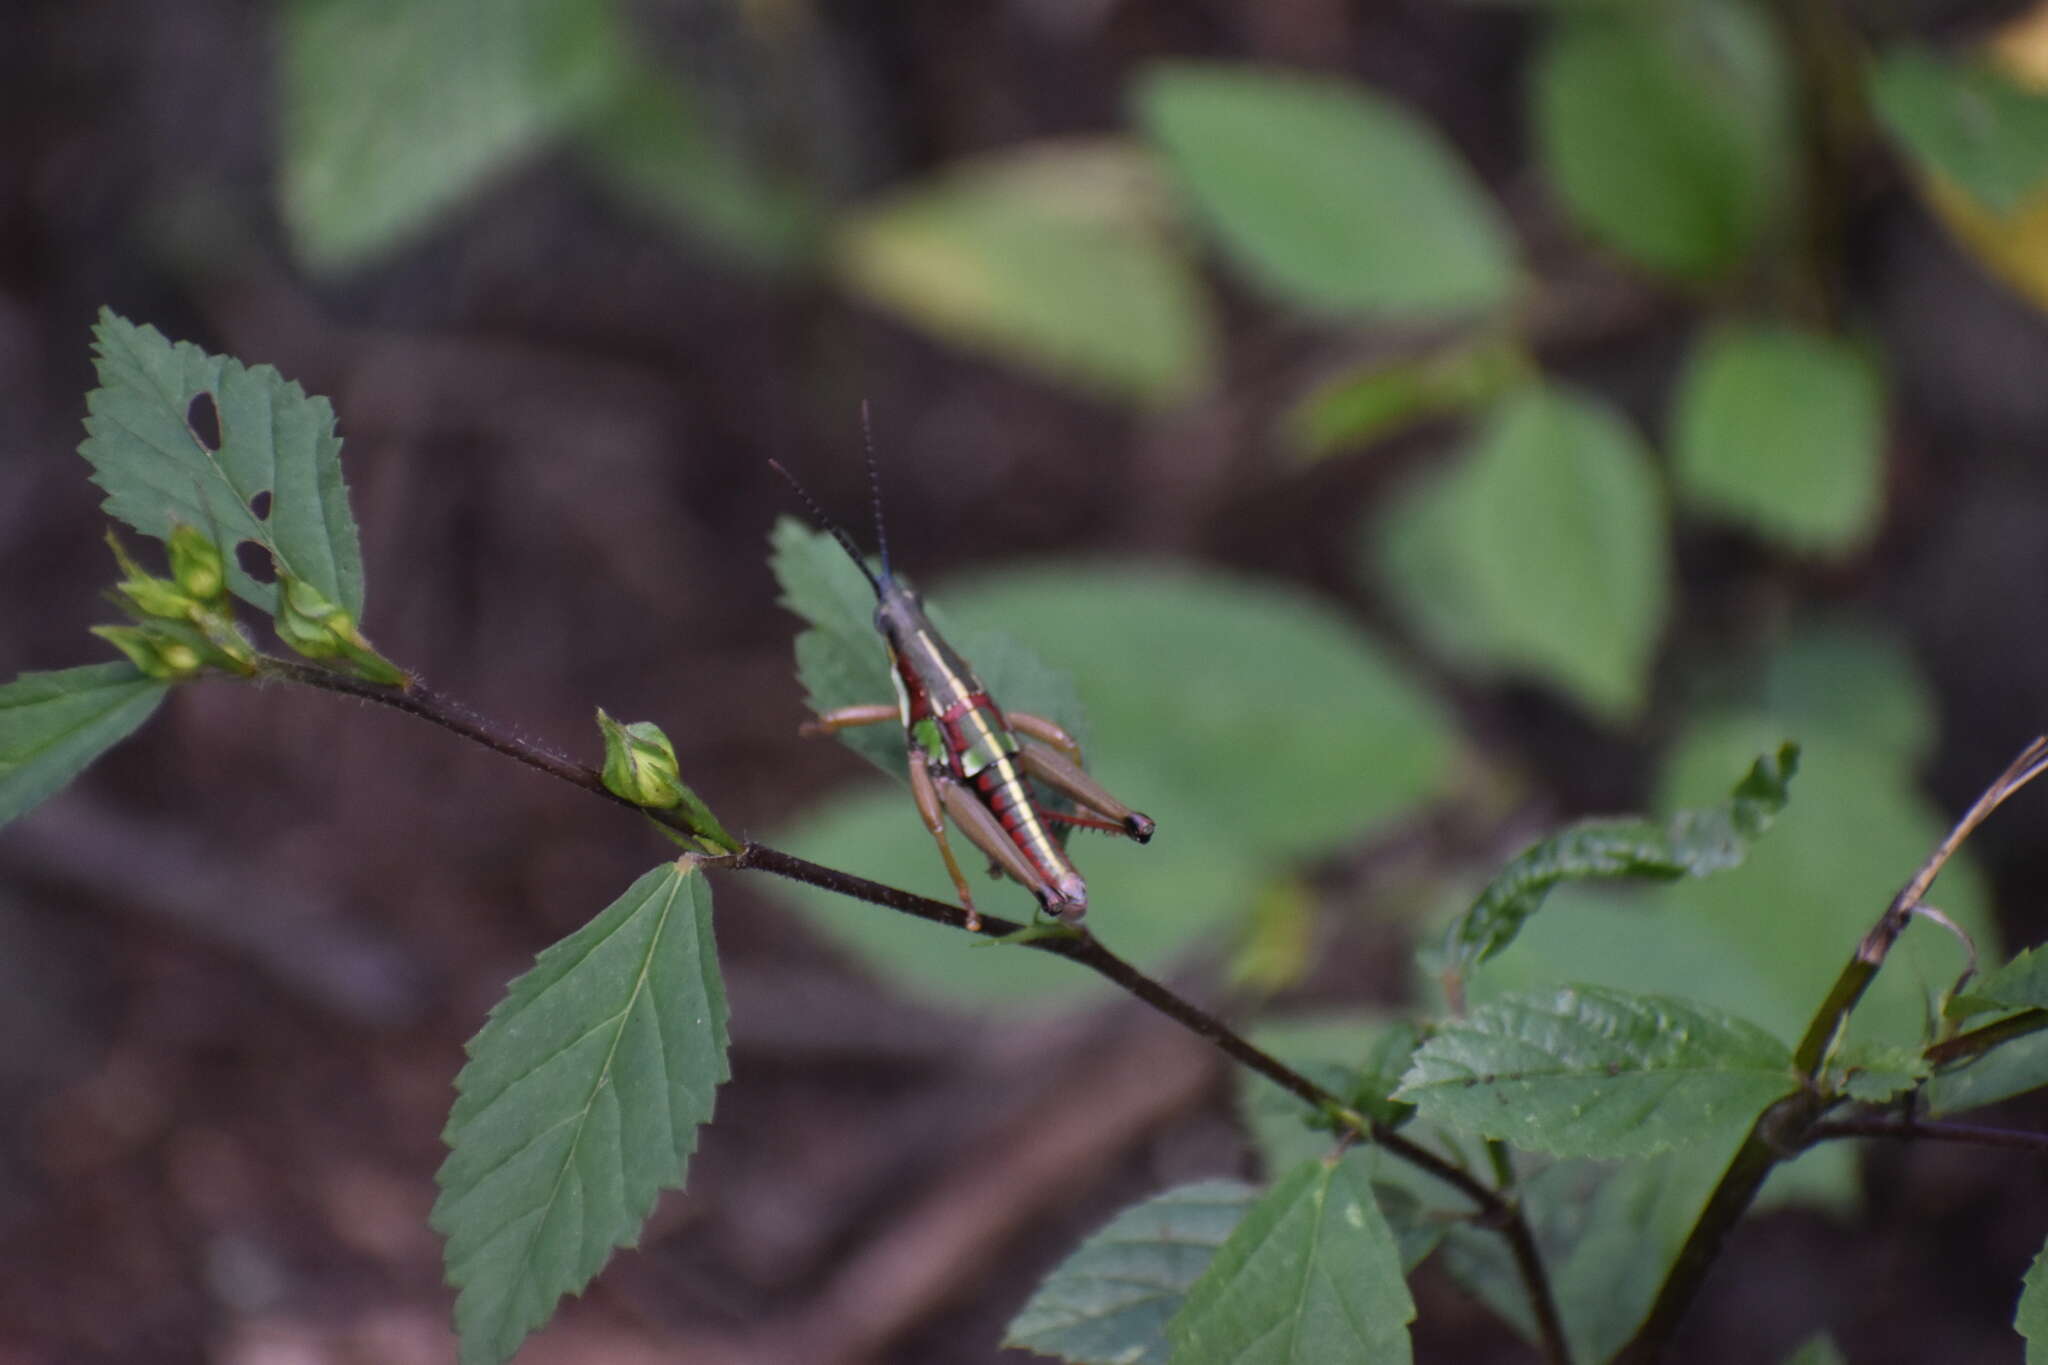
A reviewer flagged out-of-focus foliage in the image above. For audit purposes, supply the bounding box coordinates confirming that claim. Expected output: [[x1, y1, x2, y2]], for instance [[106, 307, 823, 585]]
[[832, 141, 1212, 404], [1134, 62, 1520, 319], [1371, 384, 1670, 723]]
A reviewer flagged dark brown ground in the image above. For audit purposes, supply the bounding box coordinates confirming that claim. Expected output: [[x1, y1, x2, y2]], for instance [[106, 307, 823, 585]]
[[3, 3, 2048, 1363]]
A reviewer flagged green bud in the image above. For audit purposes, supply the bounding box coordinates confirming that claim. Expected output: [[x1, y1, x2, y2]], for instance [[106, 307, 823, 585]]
[[273, 572, 406, 686], [596, 709, 740, 852], [106, 531, 198, 621], [166, 525, 227, 603], [92, 624, 205, 681]]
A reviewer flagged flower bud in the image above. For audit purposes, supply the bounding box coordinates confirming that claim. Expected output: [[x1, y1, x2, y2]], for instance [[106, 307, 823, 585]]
[[596, 709, 740, 852], [166, 525, 227, 603], [92, 624, 205, 681]]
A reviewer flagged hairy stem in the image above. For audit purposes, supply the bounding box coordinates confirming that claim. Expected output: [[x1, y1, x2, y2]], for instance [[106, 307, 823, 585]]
[[267, 655, 1573, 1363]]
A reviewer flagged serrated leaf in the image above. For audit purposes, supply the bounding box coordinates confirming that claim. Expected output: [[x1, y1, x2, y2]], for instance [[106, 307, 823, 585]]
[[1829, 1044, 1930, 1104], [2021, 1238, 2048, 1363], [0, 663, 170, 828], [1443, 744, 1798, 972], [1397, 985, 1792, 1158], [1373, 383, 1670, 722], [432, 860, 728, 1365], [1168, 1152, 1415, 1365], [1952, 944, 2048, 1017], [1005, 1180, 1258, 1365], [832, 139, 1213, 404], [1672, 326, 1887, 555], [279, 0, 624, 270], [1871, 46, 2048, 216], [1535, 4, 1795, 278], [1135, 62, 1517, 319], [81, 310, 365, 618], [577, 53, 820, 273]]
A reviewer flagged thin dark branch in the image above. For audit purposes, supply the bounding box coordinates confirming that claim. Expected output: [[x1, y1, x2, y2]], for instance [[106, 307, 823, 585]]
[[267, 654, 1573, 1363], [1809, 1116, 2048, 1155]]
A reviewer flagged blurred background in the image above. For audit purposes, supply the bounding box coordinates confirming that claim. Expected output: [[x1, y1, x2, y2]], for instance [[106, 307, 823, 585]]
[[6, 0, 2048, 1361]]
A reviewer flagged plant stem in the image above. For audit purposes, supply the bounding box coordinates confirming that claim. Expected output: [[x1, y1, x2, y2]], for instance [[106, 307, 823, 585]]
[[266, 655, 1574, 1364], [1809, 1116, 2048, 1155], [1926, 1008, 2048, 1069]]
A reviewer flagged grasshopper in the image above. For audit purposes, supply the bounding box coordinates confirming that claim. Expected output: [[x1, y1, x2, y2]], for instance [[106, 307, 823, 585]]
[[771, 440, 1153, 932]]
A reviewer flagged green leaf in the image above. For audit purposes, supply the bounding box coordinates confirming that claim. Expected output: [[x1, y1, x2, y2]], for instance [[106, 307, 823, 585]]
[[1005, 1180, 1259, 1365], [1239, 1016, 1422, 1175], [2021, 1237, 2048, 1364], [1443, 744, 1798, 972], [832, 139, 1213, 404], [1952, 944, 2048, 1016], [1535, 3, 1795, 278], [279, 0, 624, 270], [1754, 621, 1937, 763], [1282, 336, 1532, 461], [1470, 720, 1997, 1059], [1168, 1152, 1415, 1365], [1135, 62, 1518, 319], [1927, 1030, 2048, 1115], [1828, 1044, 1930, 1104], [433, 860, 729, 1365], [1397, 985, 1793, 1158], [1672, 326, 1887, 555], [576, 54, 819, 273], [1373, 383, 1670, 722], [0, 663, 170, 828], [1871, 46, 2048, 215], [82, 310, 365, 618]]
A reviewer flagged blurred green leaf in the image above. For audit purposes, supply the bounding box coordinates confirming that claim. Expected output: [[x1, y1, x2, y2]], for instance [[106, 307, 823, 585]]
[[1535, 3, 1794, 278], [1927, 1031, 2048, 1115], [1951, 944, 2048, 1017], [1754, 621, 1937, 763], [1782, 1334, 1849, 1365], [1374, 384, 1670, 723], [577, 54, 819, 273], [1672, 326, 1887, 555], [1397, 985, 1792, 1158], [1283, 336, 1532, 461], [1238, 1016, 1421, 1175], [82, 311, 365, 618], [433, 861, 727, 1365], [1871, 46, 2048, 215], [280, 0, 625, 271], [1442, 743, 1797, 973], [1168, 1152, 1414, 1365], [952, 565, 1456, 856], [1004, 1180, 1259, 1365], [1469, 718, 1996, 1055], [833, 139, 1212, 404], [2023, 1239, 2048, 1364], [1135, 62, 1518, 319], [0, 663, 170, 828]]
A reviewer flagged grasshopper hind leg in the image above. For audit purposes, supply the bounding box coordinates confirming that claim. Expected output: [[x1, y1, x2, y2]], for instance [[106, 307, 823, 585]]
[[1015, 736, 1155, 843]]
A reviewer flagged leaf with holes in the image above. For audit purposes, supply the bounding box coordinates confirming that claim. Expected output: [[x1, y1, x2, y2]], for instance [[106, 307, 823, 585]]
[[1005, 1180, 1259, 1365], [0, 663, 170, 828], [432, 860, 729, 1365], [1167, 1151, 1415, 1364], [80, 310, 364, 618], [1396, 985, 1792, 1158]]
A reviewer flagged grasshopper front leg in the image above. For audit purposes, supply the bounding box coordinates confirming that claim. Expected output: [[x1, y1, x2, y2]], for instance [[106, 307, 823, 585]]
[[1009, 711, 1155, 843], [906, 753, 984, 932]]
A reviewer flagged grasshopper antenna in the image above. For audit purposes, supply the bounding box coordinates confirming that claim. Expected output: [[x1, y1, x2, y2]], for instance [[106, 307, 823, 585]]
[[768, 457, 883, 596], [860, 399, 892, 581]]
